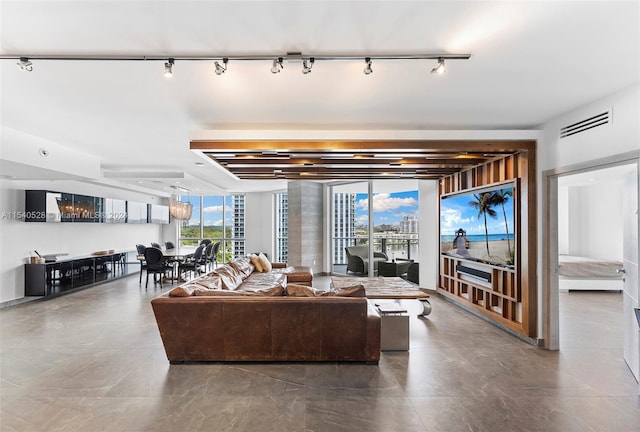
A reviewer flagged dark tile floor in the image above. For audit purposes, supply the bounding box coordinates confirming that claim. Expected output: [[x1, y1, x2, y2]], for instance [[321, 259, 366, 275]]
[[1, 275, 638, 431]]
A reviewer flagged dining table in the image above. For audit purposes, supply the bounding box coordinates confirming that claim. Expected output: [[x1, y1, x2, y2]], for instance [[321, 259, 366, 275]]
[[163, 246, 198, 261], [162, 246, 198, 282]]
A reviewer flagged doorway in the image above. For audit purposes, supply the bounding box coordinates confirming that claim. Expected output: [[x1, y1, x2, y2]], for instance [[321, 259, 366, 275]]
[[543, 151, 640, 390]]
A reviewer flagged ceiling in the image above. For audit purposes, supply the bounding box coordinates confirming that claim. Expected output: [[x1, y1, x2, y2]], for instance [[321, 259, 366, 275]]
[[1, 1, 638, 194]]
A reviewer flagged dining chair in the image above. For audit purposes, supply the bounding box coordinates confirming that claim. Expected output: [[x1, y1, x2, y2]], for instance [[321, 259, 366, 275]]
[[202, 242, 213, 272], [178, 244, 205, 281], [150, 242, 162, 249], [143, 247, 173, 288], [200, 239, 212, 246], [210, 241, 221, 270], [165, 241, 175, 249], [136, 244, 147, 284]]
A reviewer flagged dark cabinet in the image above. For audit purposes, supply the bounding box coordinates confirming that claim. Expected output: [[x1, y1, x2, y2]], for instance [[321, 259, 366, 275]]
[[25, 191, 168, 224], [25, 252, 132, 297]]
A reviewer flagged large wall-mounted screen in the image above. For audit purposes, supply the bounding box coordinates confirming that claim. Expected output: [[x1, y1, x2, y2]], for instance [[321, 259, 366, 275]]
[[440, 182, 516, 268]]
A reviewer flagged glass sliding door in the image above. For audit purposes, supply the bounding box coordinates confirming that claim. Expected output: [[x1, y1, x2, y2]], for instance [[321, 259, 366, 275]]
[[331, 180, 419, 277], [332, 182, 369, 275], [371, 187, 419, 262]]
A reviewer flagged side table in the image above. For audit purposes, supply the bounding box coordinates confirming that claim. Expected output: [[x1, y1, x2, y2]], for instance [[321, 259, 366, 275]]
[[378, 259, 413, 277], [373, 302, 409, 351]]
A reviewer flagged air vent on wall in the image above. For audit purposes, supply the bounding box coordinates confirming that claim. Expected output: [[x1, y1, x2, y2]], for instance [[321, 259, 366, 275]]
[[560, 109, 611, 139]]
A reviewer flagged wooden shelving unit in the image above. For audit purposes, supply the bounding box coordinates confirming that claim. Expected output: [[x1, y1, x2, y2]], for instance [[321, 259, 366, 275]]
[[438, 148, 537, 338], [440, 255, 521, 330]]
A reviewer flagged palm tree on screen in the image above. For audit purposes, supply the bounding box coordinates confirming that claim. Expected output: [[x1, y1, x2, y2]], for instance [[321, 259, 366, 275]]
[[491, 189, 513, 255], [469, 192, 498, 256]]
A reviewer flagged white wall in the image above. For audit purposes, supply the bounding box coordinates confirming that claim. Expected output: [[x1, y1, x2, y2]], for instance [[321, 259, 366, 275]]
[[539, 84, 640, 171], [558, 186, 569, 254], [0, 179, 166, 303], [567, 183, 623, 260], [418, 180, 439, 289], [244, 192, 275, 257], [538, 83, 640, 338]]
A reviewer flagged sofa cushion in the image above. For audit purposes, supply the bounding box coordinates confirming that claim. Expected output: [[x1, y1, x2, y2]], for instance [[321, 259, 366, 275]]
[[214, 265, 244, 290], [241, 272, 287, 291], [285, 283, 366, 298], [168, 284, 200, 297], [331, 284, 366, 297], [284, 284, 319, 297], [229, 256, 254, 278], [193, 275, 223, 290], [194, 285, 285, 297], [272, 266, 313, 285]]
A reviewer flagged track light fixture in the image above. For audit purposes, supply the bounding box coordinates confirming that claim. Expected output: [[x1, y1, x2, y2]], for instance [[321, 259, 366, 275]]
[[214, 58, 228, 75], [363, 57, 373, 75], [16, 57, 33, 72], [4, 52, 470, 77], [431, 57, 446, 75], [164, 58, 174, 77], [271, 57, 284, 74], [302, 57, 314, 74]]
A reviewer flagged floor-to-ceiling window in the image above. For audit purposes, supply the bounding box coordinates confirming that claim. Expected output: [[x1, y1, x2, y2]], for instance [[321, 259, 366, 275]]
[[178, 194, 246, 263], [331, 181, 419, 274], [177, 196, 202, 244], [371, 191, 419, 261]]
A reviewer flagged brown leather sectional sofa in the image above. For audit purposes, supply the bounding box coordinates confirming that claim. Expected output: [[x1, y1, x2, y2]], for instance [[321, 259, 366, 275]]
[[151, 256, 381, 363]]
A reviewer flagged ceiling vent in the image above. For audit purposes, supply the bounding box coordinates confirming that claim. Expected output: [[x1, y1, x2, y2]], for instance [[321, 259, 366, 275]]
[[560, 109, 611, 139]]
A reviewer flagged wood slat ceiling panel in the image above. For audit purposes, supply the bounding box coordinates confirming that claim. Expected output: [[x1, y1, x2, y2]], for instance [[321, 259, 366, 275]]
[[190, 140, 535, 180]]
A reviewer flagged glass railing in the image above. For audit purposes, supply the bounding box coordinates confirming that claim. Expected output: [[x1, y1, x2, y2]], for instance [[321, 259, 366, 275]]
[[333, 235, 419, 265]]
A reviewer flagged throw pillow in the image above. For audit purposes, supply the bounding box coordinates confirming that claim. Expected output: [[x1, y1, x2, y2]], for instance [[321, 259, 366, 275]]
[[258, 252, 272, 272], [249, 254, 264, 272]]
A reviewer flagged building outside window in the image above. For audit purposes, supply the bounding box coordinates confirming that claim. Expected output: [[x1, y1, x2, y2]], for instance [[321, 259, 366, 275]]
[[333, 193, 356, 264], [274, 193, 288, 262]]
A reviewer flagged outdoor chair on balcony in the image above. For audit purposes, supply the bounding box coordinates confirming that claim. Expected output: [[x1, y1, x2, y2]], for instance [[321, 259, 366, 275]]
[[345, 245, 388, 274]]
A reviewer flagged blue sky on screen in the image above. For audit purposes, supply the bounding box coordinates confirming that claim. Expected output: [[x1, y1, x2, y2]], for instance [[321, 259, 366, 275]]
[[354, 190, 419, 226], [440, 189, 514, 236]]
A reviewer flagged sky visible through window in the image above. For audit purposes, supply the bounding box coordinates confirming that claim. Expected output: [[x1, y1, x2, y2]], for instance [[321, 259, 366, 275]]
[[354, 190, 419, 227]]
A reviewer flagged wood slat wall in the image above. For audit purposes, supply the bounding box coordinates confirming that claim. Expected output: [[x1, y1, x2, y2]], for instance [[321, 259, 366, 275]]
[[439, 150, 537, 338]]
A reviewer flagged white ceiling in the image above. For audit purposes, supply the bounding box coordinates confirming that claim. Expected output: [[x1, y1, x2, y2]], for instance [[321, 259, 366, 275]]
[[1, 1, 638, 194]]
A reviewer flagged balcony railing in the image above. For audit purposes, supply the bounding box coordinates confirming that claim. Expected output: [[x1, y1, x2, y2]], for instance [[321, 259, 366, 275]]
[[333, 235, 419, 265]]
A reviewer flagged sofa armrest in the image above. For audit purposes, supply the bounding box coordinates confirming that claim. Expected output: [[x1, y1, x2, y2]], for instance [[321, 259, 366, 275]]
[[365, 303, 381, 363]]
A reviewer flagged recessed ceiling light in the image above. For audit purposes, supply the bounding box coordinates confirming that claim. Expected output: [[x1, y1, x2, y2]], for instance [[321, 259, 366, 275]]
[[136, 180, 144, 184], [195, 162, 205, 167]]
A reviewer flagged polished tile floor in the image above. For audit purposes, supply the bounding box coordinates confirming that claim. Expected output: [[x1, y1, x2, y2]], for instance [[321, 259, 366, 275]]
[[1, 275, 638, 431]]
